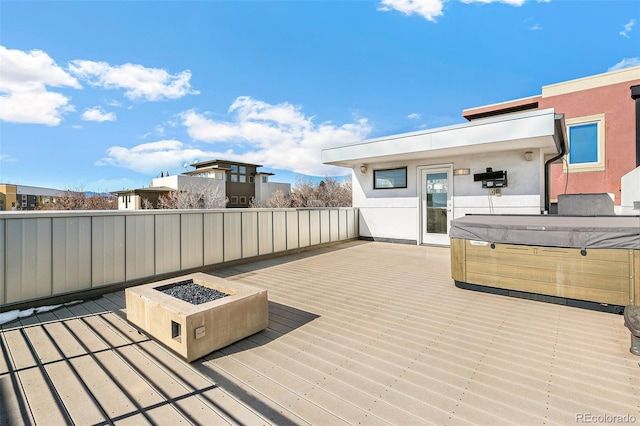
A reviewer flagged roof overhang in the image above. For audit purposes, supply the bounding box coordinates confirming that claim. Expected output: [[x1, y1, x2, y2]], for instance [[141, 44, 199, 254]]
[[322, 108, 566, 168]]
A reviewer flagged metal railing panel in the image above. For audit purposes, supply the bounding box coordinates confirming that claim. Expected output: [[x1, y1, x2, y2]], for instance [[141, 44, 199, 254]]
[[286, 211, 299, 250], [298, 210, 310, 248], [242, 211, 259, 259], [203, 212, 224, 265], [92, 215, 125, 287], [258, 211, 273, 256], [181, 213, 204, 270], [273, 211, 287, 253], [155, 214, 181, 275], [6, 218, 52, 303], [125, 215, 155, 281], [338, 209, 348, 240], [0, 208, 358, 308], [309, 210, 321, 246], [52, 217, 92, 295], [329, 210, 339, 242], [224, 212, 242, 261], [320, 210, 330, 243], [0, 219, 4, 305]]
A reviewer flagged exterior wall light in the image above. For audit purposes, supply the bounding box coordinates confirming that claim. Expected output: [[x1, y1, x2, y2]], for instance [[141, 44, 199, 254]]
[[453, 168, 470, 176], [524, 151, 534, 161], [360, 165, 368, 173]]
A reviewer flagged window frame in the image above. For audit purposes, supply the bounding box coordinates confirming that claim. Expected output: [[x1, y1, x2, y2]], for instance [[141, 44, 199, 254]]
[[230, 174, 238, 183], [239, 196, 247, 204], [373, 167, 408, 190], [564, 114, 605, 173], [230, 196, 238, 204]]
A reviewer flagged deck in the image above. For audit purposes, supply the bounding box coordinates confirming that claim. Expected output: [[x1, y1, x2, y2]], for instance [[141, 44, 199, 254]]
[[1, 241, 638, 425]]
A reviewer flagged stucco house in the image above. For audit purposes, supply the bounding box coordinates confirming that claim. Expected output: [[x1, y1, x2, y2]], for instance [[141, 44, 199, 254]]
[[322, 67, 640, 245]]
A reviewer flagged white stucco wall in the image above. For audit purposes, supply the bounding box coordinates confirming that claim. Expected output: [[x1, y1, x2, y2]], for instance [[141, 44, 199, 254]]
[[352, 148, 546, 243], [620, 166, 640, 216], [254, 180, 291, 204], [118, 194, 141, 210]]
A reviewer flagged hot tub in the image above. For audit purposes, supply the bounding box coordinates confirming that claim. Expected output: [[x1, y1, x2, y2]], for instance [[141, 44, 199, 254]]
[[450, 215, 640, 309]]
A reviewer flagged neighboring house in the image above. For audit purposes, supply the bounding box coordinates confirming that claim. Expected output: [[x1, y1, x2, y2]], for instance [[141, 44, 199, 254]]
[[322, 67, 640, 245], [113, 159, 291, 210], [0, 184, 64, 211], [462, 66, 640, 214]]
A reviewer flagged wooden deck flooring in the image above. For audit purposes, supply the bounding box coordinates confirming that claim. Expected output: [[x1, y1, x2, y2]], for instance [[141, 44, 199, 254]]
[[1, 241, 638, 425]]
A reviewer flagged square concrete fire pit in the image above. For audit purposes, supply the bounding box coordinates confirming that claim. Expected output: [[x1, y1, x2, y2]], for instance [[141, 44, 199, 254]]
[[125, 272, 268, 362]]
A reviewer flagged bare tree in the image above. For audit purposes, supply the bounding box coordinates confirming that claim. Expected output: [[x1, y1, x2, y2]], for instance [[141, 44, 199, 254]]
[[156, 183, 227, 209], [141, 198, 154, 210], [253, 175, 351, 209], [41, 187, 116, 210]]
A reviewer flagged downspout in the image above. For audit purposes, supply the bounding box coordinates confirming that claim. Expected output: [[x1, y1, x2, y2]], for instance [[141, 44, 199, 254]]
[[631, 85, 640, 167], [544, 113, 567, 213]]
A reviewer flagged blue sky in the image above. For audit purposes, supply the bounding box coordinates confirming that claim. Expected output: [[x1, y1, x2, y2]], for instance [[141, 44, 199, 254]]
[[1, 0, 638, 192]]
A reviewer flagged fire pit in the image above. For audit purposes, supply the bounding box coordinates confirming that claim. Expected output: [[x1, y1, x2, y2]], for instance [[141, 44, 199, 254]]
[[125, 273, 268, 362]]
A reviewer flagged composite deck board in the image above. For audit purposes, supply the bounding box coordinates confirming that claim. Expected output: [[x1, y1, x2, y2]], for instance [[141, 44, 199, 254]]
[[1, 241, 639, 425]]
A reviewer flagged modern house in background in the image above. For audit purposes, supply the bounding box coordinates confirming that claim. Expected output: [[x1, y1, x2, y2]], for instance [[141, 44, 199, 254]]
[[0, 184, 65, 211], [113, 159, 291, 210], [322, 66, 640, 246]]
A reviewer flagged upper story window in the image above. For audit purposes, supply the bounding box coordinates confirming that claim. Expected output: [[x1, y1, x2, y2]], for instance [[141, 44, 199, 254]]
[[230, 165, 238, 173], [374, 167, 407, 189], [239, 175, 246, 183], [230, 174, 238, 183], [239, 166, 246, 174], [565, 114, 605, 173], [261, 176, 268, 183], [249, 176, 254, 183]]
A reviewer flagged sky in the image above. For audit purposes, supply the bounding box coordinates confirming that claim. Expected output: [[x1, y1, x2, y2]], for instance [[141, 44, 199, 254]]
[[1, 0, 639, 192]]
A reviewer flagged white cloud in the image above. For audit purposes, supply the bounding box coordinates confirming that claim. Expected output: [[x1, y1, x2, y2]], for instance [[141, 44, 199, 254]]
[[608, 57, 640, 71], [378, 0, 444, 22], [461, 0, 525, 5], [529, 24, 542, 31], [69, 60, 199, 101], [0, 45, 80, 125], [98, 97, 372, 176], [81, 106, 116, 122], [620, 19, 635, 38], [407, 113, 421, 119], [96, 140, 213, 175], [179, 96, 372, 176]]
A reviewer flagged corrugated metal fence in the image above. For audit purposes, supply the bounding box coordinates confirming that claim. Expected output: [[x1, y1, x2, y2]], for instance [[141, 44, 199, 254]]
[[0, 208, 358, 308]]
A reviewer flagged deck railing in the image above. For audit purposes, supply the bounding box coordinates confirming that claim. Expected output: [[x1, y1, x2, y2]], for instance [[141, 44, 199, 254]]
[[0, 207, 358, 308]]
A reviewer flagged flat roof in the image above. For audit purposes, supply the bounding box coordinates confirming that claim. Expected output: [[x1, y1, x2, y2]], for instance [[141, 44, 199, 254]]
[[1, 241, 636, 425], [322, 108, 565, 167], [191, 159, 263, 168]]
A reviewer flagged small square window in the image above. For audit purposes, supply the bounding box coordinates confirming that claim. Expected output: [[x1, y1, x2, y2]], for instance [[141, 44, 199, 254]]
[[374, 167, 407, 189], [249, 176, 254, 183], [230, 196, 238, 204], [564, 114, 605, 173], [239, 166, 246, 174], [239, 196, 247, 204], [231, 174, 238, 182], [261, 176, 268, 183], [230, 165, 238, 173], [239, 175, 246, 183]]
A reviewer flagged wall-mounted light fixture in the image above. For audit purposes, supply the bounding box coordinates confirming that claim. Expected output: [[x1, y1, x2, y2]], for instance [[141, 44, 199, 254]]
[[453, 168, 470, 176], [524, 151, 534, 161], [360, 165, 368, 173]]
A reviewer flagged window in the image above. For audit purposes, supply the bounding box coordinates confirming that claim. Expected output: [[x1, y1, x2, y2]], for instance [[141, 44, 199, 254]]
[[230, 196, 238, 204], [239, 166, 246, 174], [239, 175, 246, 183], [230, 174, 238, 182], [261, 176, 268, 183], [249, 176, 254, 183], [565, 114, 605, 173], [374, 167, 407, 189], [230, 165, 238, 173], [239, 196, 247, 204]]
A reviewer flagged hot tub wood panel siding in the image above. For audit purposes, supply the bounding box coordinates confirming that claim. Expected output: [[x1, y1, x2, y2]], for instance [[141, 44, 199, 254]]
[[452, 238, 638, 306]]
